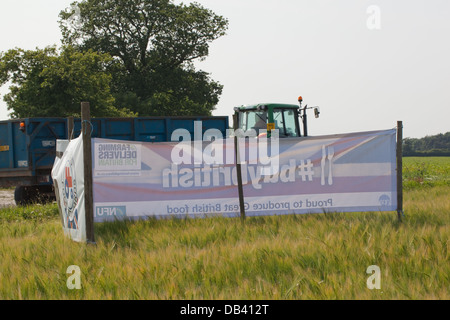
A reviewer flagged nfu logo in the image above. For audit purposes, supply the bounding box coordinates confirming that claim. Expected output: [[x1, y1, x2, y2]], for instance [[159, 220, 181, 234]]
[[62, 159, 79, 229], [379, 194, 391, 207], [96, 206, 127, 219]]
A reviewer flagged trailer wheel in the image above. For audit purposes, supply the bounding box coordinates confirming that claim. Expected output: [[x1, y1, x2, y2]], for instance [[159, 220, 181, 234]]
[[36, 185, 56, 203], [14, 186, 31, 206], [14, 185, 55, 206]]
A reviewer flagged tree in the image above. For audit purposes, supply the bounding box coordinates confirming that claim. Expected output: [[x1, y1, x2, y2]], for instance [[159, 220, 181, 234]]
[[59, 0, 228, 116], [403, 132, 450, 156], [0, 46, 135, 118]]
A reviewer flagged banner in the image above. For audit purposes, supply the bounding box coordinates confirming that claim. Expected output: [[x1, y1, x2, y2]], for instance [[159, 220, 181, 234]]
[[52, 136, 86, 242], [92, 129, 397, 222]]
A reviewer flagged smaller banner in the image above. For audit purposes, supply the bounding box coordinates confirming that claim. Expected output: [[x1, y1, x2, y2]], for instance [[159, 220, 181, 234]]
[[52, 136, 86, 242]]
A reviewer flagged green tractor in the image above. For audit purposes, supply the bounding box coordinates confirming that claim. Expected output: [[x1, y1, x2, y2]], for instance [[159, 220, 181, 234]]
[[233, 96, 320, 137]]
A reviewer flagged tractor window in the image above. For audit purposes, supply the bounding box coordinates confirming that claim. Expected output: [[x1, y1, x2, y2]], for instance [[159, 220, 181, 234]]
[[273, 109, 299, 137], [240, 111, 267, 132], [238, 112, 248, 131], [283, 110, 299, 137]]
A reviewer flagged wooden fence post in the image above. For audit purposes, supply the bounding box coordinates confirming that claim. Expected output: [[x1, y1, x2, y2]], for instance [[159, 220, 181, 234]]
[[233, 114, 246, 222], [397, 121, 403, 222], [81, 102, 95, 243]]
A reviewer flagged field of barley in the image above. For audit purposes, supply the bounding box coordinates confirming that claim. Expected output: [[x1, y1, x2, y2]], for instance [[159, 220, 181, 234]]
[[0, 157, 449, 300]]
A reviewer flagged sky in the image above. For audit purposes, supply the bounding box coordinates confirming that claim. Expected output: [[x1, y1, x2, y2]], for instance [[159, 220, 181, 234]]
[[1, 0, 449, 139]]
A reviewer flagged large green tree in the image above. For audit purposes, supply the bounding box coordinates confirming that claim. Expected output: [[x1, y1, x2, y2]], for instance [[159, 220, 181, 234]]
[[59, 0, 228, 116], [0, 46, 135, 118]]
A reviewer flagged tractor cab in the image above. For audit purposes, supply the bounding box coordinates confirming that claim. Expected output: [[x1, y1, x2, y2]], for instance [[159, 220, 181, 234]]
[[234, 97, 320, 137]]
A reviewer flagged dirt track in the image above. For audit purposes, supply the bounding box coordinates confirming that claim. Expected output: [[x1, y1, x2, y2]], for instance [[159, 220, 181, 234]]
[[0, 189, 15, 208]]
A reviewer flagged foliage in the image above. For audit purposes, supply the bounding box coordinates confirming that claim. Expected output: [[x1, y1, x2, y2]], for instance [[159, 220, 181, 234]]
[[403, 157, 450, 190], [0, 0, 227, 118], [0, 203, 59, 223], [0, 46, 135, 118], [404, 132, 450, 156], [59, 0, 228, 116]]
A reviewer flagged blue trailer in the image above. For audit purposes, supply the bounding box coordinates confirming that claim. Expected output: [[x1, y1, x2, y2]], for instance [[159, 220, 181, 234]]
[[0, 116, 229, 205]]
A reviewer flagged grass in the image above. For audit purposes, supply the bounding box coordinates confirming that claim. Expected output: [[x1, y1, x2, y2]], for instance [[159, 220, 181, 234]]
[[403, 157, 450, 190], [0, 158, 449, 300]]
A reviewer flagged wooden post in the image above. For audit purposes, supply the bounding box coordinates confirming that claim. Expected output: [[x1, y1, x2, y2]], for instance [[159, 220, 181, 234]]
[[81, 102, 95, 243], [67, 116, 74, 141], [396, 121, 403, 222], [233, 114, 246, 222]]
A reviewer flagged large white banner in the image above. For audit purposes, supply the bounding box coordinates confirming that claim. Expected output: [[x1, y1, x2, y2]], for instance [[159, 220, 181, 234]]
[[52, 136, 86, 242], [92, 129, 397, 222]]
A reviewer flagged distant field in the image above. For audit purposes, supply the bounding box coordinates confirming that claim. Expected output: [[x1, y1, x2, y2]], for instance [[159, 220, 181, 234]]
[[403, 157, 450, 190], [0, 158, 449, 300]]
